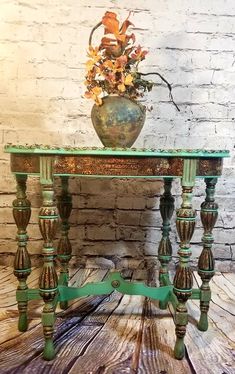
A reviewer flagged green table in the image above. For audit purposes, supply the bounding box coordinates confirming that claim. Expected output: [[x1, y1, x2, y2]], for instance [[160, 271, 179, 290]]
[[5, 145, 229, 360]]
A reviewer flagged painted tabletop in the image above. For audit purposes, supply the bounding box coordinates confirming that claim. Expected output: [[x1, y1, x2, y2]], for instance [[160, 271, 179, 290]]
[[4, 144, 230, 158]]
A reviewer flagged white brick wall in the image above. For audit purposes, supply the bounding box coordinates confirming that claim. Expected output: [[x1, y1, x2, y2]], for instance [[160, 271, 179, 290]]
[[0, 0, 234, 270]]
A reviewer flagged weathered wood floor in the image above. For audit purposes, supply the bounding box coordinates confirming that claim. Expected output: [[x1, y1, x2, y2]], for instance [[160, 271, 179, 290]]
[[0, 266, 235, 374]]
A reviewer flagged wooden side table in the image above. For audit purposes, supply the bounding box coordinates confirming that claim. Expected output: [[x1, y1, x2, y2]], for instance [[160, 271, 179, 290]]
[[5, 145, 229, 360]]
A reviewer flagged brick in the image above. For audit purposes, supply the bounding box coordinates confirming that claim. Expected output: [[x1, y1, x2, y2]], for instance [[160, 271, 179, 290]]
[[0, 0, 234, 270], [116, 226, 146, 241], [146, 228, 162, 243], [115, 178, 163, 196], [140, 211, 162, 227], [209, 52, 235, 70], [82, 256, 115, 269], [0, 207, 14, 223], [116, 197, 146, 210], [80, 178, 116, 195], [116, 211, 141, 226], [86, 225, 116, 241], [79, 241, 144, 257], [70, 209, 114, 225], [211, 70, 235, 85], [0, 3, 19, 23], [85, 195, 116, 209], [115, 258, 145, 270], [144, 242, 159, 256]]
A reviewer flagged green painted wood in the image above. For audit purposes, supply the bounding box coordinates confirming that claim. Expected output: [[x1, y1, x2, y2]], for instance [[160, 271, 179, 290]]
[[5, 144, 229, 361], [173, 159, 197, 359], [57, 176, 72, 310], [17, 272, 202, 305], [13, 174, 31, 332], [182, 158, 197, 187], [11, 172, 227, 179], [4, 144, 230, 158], [38, 155, 59, 361], [58, 272, 173, 302], [190, 289, 201, 299], [158, 178, 174, 309], [198, 178, 218, 332]]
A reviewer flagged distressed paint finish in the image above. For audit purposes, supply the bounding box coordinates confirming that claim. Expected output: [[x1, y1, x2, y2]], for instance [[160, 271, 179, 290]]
[[0, 0, 234, 271], [91, 96, 146, 147], [4, 146, 229, 361], [9, 153, 224, 177], [57, 176, 72, 310], [38, 156, 58, 360], [12, 174, 31, 332], [173, 158, 197, 359], [158, 178, 174, 309], [198, 178, 218, 331]]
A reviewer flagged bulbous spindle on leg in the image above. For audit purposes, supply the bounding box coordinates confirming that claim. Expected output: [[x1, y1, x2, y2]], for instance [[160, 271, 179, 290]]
[[39, 156, 58, 361], [158, 178, 174, 309], [13, 175, 31, 332], [173, 159, 196, 359], [198, 178, 218, 331], [57, 176, 72, 310]]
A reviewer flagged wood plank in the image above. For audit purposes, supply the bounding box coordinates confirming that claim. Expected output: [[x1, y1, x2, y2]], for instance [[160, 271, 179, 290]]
[[18, 291, 124, 373], [1, 266, 235, 373], [0, 267, 15, 285], [180, 272, 235, 374], [0, 270, 107, 350], [138, 267, 193, 374], [0, 268, 40, 309], [194, 272, 235, 341], [16, 270, 141, 374], [67, 294, 146, 373], [222, 272, 235, 287], [62, 269, 191, 374], [0, 267, 87, 345], [0, 266, 87, 309]]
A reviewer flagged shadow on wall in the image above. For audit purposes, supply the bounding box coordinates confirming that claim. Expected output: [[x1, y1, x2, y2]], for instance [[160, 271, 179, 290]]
[[67, 177, 170, 270], [136, 24, 219, 149]]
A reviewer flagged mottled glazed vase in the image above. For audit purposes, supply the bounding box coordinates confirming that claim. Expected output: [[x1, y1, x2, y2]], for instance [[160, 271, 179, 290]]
[[91, 95, 146, 147]]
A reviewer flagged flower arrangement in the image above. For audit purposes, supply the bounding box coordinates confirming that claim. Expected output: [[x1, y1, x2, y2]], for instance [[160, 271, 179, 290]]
[[84, 11, 179, 111]]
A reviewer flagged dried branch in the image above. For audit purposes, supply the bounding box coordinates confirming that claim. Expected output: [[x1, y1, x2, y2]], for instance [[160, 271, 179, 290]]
[[138, 72, 180, 112], [89, 21, 102, 46]]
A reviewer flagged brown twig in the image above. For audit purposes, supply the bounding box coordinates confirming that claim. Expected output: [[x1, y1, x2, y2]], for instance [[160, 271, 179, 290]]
[[89, 21, 102, 47], [138, 72, 180, 111]]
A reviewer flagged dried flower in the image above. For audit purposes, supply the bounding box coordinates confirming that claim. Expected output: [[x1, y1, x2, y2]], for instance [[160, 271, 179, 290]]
[[84, 11, 150, 105], [84, 11, 180, 111]]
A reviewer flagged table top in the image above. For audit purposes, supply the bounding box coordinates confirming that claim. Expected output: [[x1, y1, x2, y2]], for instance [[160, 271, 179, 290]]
[[5, 144, 229, 158], [5, 144, 229, 178]]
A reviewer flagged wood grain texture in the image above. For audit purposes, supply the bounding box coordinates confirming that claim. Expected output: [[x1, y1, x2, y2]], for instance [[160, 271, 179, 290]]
[[138, 268, 192, 374], [0, 267, 235, 373]]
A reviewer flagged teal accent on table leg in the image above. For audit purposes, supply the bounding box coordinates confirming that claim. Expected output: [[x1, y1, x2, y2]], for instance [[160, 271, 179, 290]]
[[57, 176, 72, 310], [58, 272, 173, 303], [42, 302, 57, 360], [158, 178, 175, 309], [173, 159, 196, 360], [198, 178, 218, 331], [13, 174, 31, 332], [39, 156, 59, 361], [5, 146, 228, 361]]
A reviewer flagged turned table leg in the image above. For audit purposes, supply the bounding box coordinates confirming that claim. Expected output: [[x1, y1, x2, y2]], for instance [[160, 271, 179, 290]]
[[158, 178, 174, 309], [13, 175, 31, 332], [198, 178, 218, 331], [173, 159, 196, 359], [57, 176, 72, 310], [38, 156, 58, 360]]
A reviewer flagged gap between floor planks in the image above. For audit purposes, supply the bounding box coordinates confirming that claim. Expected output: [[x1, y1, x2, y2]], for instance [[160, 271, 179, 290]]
[[0, 266, 235, 374]]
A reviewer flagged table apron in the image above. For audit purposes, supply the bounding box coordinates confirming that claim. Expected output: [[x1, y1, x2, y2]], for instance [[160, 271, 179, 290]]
[[10, 154, 223, 177]]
